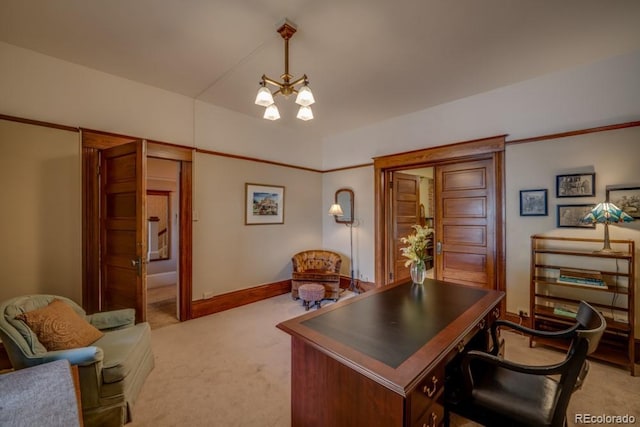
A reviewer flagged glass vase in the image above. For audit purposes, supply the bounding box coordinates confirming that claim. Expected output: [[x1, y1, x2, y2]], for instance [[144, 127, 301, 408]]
[[410, 259, 426, 285]]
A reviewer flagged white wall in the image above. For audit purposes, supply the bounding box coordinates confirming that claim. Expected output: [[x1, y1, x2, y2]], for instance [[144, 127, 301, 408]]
[[506, 128, 640, 334], [195, 101, 323, 170], [0, 42, 194, 146], [0, 120, 81, 302], [322, 50, 640, 170], [322, 167, 375, 283], [192, 153, 322, 299]]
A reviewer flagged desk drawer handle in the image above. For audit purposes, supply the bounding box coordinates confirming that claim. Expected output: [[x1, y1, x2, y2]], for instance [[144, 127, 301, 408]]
[[457, 340, 465, 352], [477, 319, 486, 330], [493, 307, 500, 319], [422, 376, 438, 397], [422, 412, 438, 427]]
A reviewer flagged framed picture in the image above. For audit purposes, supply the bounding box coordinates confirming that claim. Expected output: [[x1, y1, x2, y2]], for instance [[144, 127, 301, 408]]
[[606, 186, 640, 218], [556, 173, 595, 197], [245, 183, 285, 225], [557, 204, 596, 228], [520, 189, 548, 216]]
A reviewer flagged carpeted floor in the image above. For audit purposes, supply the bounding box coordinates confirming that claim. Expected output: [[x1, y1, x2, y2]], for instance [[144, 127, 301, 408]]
[[147, 285, 179, 329], [130, 292, 640, 427]]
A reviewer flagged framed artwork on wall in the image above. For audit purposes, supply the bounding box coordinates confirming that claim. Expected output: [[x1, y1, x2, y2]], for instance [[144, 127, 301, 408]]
[[557, 204, 596, 228], [520, 189, 548, 216], [556, 173, 595, 197], [606, 186, 640, 218], [245, 183, 285, 225]]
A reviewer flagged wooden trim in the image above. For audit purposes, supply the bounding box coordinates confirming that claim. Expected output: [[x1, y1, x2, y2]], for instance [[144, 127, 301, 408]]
[[81, 144, 101, 314], [507, 120, 640, 145], [179, 161, 193, 320], [81, 129, 136, 149], [148, 141, 193, 161], [196, 148, 323, 173], [0, 113, 78, 133], [323, 163, 373, 173], [372, 135, 507, 170], [191, 280, 291, 318]]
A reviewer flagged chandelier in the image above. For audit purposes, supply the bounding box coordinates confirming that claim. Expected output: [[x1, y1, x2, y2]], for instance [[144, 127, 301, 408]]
[[254, 20, 315, 121]]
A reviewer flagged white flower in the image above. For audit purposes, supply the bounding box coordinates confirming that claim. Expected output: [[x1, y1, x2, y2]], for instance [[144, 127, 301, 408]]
[[400, 225, 434, 267]]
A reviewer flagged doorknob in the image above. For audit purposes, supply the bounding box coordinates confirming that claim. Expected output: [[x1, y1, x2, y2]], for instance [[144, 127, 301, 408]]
[[131, 257, 143, 276], [436, 241, 442, 255]]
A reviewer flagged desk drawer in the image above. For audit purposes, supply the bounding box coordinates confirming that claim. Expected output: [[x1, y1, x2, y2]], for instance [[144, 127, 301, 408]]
[[409, 362, 444, 426], [413, 402, 443, 427]]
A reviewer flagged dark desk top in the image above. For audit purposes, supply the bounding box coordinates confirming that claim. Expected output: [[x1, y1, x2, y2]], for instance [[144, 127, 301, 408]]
[[302, 280, 487, 368], [277, 279, 504, 394]]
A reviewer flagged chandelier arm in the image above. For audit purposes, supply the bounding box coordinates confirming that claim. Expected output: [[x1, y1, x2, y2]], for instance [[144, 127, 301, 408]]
[[262, 76, 285, 89], [289, 75, 308, 88]]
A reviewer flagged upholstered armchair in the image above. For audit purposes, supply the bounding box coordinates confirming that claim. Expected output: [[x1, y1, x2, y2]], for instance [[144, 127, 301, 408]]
[[291, 250, 342, 301], [0, 295, 154, 427]]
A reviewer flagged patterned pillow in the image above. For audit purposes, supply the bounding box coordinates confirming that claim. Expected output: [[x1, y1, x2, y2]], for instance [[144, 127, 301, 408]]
[[15, 299, 104, 351]]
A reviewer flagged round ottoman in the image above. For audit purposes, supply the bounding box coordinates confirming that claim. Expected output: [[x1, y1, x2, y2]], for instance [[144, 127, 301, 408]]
[[298, 283, 325, 311]]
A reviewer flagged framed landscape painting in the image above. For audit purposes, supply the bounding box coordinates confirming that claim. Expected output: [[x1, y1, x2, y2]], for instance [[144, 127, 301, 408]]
[[520, 189, 548, 216], [557, 204, 596, 228], [245, 183, 285, 225], [606, 186, 640, 218]]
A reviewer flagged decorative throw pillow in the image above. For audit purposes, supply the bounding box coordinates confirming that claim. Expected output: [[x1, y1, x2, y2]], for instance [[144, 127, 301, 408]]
[[15, 299, 104, 351]]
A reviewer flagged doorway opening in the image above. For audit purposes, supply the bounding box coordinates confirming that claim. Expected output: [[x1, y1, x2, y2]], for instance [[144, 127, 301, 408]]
[[146, 158, 180, 328], [396, 167, 435, 281]]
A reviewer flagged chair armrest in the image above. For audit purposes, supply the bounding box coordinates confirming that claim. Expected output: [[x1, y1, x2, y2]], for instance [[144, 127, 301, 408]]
[[492, 318, 579, 340], [464, 349, 566, 378], [39, 346, 103, 366], [87, 308, 135, 330]]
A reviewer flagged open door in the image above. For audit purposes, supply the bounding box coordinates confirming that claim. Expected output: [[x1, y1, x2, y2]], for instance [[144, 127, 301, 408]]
[[390, 172, 420, 283], [100, 140, 147, 322], [435, 158, 495, 289]]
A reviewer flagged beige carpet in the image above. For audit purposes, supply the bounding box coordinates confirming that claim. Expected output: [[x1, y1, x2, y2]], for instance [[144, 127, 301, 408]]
[[147, 285, 179, 329], [130, 292, 640, 427]]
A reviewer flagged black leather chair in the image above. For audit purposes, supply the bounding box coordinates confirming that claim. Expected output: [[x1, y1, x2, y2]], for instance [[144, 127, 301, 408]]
[[444, 301, 606, 427]]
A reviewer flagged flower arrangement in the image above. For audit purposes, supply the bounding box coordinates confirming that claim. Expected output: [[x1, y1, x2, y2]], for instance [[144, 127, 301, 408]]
[[400, 225, 434, 267]]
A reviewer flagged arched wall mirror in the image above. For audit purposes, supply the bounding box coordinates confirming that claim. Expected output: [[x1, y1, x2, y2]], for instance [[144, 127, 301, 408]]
[[147, 190, 171, 261], [334, 188, 355, 224]]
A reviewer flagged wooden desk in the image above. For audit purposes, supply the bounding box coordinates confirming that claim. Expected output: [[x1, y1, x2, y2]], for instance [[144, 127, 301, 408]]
[[277, 279, 504, 427]]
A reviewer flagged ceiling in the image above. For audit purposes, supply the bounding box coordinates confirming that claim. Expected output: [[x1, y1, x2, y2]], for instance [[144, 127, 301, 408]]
[[2, 0, 640, 140]]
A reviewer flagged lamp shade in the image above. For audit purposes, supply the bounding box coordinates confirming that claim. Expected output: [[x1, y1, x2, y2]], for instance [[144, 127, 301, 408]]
[[328, 203, 343, 216], [263, 103, 280, 120], [582, 202, 634, 224], [255, 86, 274, 107], [295, 85, 315, 106], [296, 105, 314, 121]]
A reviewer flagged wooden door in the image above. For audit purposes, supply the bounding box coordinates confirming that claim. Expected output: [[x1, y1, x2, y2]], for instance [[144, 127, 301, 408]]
[[100, 140, 147, 322], [391, 172, 420, 283], [435, 159, 495, 289]]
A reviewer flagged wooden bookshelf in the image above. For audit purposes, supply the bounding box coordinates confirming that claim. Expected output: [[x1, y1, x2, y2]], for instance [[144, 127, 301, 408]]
[[530, 235, 638, 375]]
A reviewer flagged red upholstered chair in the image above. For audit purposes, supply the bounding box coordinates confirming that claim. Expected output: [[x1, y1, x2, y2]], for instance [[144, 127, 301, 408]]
[[291, 250, 342, 301]]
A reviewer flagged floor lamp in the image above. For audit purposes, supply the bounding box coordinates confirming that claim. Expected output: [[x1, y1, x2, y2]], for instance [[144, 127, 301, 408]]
[[329, 203, 360, 294]]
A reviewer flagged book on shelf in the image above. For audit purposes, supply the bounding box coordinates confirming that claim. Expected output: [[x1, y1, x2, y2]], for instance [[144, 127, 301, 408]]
[[557, 268, 606, 288], [553, 305, 578, 318]]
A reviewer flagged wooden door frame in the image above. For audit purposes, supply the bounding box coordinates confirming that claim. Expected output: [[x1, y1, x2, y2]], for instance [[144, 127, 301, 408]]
[[81, 129, 193, 321], [373, 136, 506, 297]]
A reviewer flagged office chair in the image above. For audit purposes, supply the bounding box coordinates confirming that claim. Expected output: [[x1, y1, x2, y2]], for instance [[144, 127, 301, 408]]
[[444, 301, 606, 427]]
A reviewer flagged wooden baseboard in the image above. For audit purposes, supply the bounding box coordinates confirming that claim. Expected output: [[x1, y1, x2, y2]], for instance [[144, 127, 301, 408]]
[[190, 276, 378, 319], [191, 280, 291, 319], [339, 276, 376, 292], [504, 311, 531, 328]]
